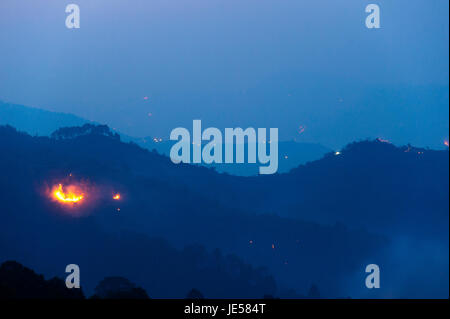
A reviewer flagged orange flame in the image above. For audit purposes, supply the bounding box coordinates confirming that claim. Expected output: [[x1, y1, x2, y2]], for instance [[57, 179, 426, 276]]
[[113, 193, 121, 200], [52, 184, 84, 204]]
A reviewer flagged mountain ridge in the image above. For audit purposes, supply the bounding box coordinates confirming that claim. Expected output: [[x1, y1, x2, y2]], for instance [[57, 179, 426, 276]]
[[0, 124, 447, 297], [0, 101, 331, 175]]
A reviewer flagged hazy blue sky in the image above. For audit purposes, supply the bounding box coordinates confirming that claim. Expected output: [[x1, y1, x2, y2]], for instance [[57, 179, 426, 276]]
[[0, 0, 448, 148]]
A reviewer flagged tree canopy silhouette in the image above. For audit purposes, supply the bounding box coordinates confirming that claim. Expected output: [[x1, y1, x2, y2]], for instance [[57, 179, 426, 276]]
[[92, 276, 149, 299], [51, 124, 120, 140], [0, 261, 84, 299], [186, 288, 204, 299]]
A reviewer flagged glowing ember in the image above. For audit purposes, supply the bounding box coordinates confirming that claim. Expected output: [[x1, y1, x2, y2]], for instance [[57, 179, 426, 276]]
[[113, 194, 121, 200], [52, 184, 84, 204], [298, 125, 306, 135]]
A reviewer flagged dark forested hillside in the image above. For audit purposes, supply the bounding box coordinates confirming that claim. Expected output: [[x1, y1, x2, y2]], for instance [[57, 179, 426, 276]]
[[0, 125, 447, 298], [0, 102, 331, 176], [247, 140, 449, 239]]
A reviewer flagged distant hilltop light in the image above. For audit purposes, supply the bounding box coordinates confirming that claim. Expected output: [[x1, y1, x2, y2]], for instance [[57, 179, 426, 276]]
[[377, 137, 391, 144], [335, 151, 341, 156], [298, 125, 306, 135]]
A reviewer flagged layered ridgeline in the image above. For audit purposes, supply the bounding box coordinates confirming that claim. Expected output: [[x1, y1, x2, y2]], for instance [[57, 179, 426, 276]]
[[0, 101, 330, 176], [0, 124, 447, 298], [0, 101, 89, 136]]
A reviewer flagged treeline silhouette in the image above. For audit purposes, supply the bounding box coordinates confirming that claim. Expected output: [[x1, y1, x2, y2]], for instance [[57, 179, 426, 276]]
[[0, 261, 323, 299], [0, 261, 84, 299], [0, 261, 201, 299]]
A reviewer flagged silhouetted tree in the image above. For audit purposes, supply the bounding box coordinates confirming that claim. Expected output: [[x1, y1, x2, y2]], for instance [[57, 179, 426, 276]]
[[51, 124, 119, 140], [0, 261, 84, 299], [186, 288, 204, 299], [307, 284, 320, 299], [93, 276, 149, 299]]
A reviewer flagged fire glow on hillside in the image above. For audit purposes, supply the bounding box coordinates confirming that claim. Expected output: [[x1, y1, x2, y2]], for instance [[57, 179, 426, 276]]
[[51, 184, 84, 205], [45, 177, 125, 216]]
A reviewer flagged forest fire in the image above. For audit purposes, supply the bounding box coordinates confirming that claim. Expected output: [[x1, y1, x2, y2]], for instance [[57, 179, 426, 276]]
[[45, 177, 124, 213], [51, 184, 84, 205]]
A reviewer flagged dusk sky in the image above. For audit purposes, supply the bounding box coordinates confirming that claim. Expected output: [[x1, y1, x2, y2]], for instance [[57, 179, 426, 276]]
[[0, 0, 448, 148]]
